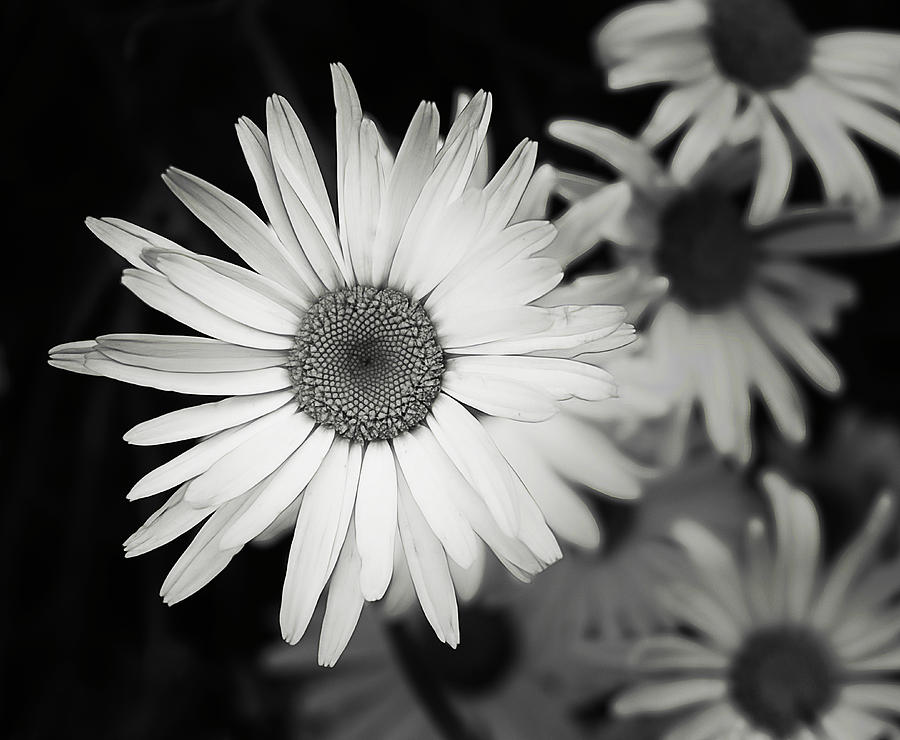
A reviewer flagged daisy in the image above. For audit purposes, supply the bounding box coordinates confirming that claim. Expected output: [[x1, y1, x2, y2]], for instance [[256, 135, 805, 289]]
[[47, 64, 633, 664], [545, 124, 900, 461], [266, 594, 595, 739], [595, 0, 900, 223], [506, 452, 756, 646], [614, 472, 900, 740]]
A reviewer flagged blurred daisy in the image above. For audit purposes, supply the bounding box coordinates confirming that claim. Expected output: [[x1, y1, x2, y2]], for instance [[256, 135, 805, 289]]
[[508, 453, 756, 647], [546, 124, 900, 461], [614, 472, 900, 739], [48, 64, 633, 664], [596, 0, 900, 222], [267, 600, 586, 740]]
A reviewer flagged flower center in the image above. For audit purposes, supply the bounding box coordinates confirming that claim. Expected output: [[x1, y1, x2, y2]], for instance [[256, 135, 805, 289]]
[[655, 186, 759, 311], [706, 0, 811, 90], [729, 625, 838, 738], [288, 286, 444, 442], [420, 606, 520, 696]]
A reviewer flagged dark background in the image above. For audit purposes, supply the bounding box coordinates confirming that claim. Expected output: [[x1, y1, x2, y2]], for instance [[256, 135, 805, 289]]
[[3, 0, 900, 737]]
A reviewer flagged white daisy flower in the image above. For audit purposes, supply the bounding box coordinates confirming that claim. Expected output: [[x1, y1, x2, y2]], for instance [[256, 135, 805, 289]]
[[545, 125, 900, 462], [508, 452, 756, 646], [47, 64, 632, 665], [614, 472, 900, 739], [596, 0, 900, 223], [267, 596, 591, 739]]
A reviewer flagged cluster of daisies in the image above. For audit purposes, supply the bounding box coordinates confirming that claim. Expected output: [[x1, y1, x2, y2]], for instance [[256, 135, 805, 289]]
[[50, 0, 900, 737]]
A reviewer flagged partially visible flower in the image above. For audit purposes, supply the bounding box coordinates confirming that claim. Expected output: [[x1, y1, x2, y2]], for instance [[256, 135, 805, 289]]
[[506, 453, 756, 648], [543, 125, 900, 462], [596, 0, 900, 223], [47, 65, 634, 664], [614, 472, 900, 739], [266, 594, 594, 740]]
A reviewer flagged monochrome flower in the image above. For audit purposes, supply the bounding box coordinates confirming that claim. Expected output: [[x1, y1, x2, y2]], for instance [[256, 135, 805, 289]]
[[47, 64, 632, 664], [544, 125, 900, 461], [614, 473, 900, 739], [266, 596, 590, 739], [508, 453, 755, 645], [596, 0, 900, 223]]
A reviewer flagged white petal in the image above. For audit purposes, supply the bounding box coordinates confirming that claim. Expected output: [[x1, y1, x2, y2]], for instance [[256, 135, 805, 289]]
[[447, 355, 616, 402], [670, 83, 738, 184], [748, 105, 793, 225], [265, 97, 346, 289], [280, 438, 362, 644], [772, 80, 879, 217], [318, 520, 365, 667], [392, 427, 479, 569], [613, 679, 726, 715], [217, 425, 336, 548], [123, 484, 213, 557], [127, 403, 295, 500], [812, 494, 895, 631], [184, 409, 315, 508], [354, 440, 398, 601], [368, 100, 440, 286], [124, 390, 295, 445], [235, 115, 327, 295], [95, 334, 286, 372], [513, 162, 556, 223], [478, 138, 538, 236], [760, 201, 900, 255], [638, 78, 721, 148], [747, 287, 842, 392], [162, 166, 309, 290], [160, 486, 263, 604], [442, 370, 558, 422], [426, 394, 519, 536], [85, 216, 189, 272], [147, 252, 301, 335], [396, 476, 460, 646], [548, 121, 665, 193], [83, 355, 291, 396], [121, 269, 294, 350]]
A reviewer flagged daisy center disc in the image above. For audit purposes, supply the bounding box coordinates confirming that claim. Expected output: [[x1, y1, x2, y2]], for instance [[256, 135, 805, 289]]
[[728, 625, 838, 737], [706, 0, 811, 91], [289, 286, 444, 443], [655, 186, 759, 311]]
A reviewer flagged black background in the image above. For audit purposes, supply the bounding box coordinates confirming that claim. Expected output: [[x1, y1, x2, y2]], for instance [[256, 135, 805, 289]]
[[3, 0, 900, 737]]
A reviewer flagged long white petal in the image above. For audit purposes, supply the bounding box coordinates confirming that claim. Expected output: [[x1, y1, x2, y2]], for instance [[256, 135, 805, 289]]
[[184, 409, 315, 507], [318, 520, 365, 666], [280, 438, 362, 644], [96, 334, 287, 373], [124, 390, 295, 445], [219, 425, 335, 549], [396, 475, 460, 646], [354, 440, 398, 601], [127, 403, 296, 500], [393, 427, 479, 569], [121, 269, 294, 350]]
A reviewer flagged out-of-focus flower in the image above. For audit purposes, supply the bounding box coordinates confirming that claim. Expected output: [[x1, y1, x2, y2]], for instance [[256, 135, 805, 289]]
[[47, 64, 635, 664], [266, 596, 594, 740], [614, 472, 900, 739], [595, 0, 900, 223], [508, 453, 756, 649], [543, 126, 900, 462]]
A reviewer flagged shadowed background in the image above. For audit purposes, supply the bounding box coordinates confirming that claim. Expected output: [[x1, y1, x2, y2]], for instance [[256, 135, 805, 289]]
[[3, 0, 900, 737]]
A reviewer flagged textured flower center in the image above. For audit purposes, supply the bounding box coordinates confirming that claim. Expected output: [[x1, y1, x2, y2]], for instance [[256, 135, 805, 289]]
[[288, 286, 444, 442], [706, 0, 811, 90], [421, 606, 520, 695], [655, 186, 759, 311], [729, 625, 838, 737]]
